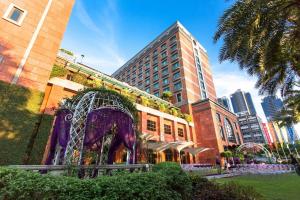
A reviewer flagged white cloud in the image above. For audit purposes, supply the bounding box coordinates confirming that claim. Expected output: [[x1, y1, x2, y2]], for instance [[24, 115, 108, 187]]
[[74, 0, 125, 74], [212, 63, 268, 122]]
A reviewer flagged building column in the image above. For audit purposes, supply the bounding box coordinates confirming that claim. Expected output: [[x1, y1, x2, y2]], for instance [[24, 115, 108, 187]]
[[174, 121, 179, 141], [159, 116, 165, 141]]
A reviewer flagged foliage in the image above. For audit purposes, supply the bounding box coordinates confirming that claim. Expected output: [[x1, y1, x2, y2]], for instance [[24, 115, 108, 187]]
[[63, 87, 139, 124], [59, 48, 74, 56], [50, 64, 68, 78], [0, 81, 53, 165], [161, 91, 173, 101], [184, 114, 193, 122], [276, 87, 300, 126], [191, 174, 262, 200], [220, 150, 233, 158], [0, 165, 189, 200], [152, 162, 192, 200], [217, 173, 300, 200], [72, 73, 89, 85], [159, 103, 167, 112], [214, 0, 300, 125], [170, 108, 179, 116], [140, 96, 150, 106], [86, 79, 103, 88]]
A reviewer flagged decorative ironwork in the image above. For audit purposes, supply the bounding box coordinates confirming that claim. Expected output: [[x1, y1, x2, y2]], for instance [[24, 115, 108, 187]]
[[45, 89, 136, 167]]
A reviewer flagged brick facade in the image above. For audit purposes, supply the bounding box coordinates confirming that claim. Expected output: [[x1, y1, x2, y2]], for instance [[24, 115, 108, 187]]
[[0, 0, 75, 91]]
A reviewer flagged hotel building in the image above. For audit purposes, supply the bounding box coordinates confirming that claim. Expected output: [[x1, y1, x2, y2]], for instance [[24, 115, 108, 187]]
[[112, 21, 243, 162], [41, 51, 198, 164], [0, 0, 75, 91]]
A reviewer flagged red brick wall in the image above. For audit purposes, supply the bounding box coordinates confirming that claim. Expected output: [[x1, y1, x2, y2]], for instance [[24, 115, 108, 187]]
[[0, 0, 75, 91], [192, 100, 242, 164]]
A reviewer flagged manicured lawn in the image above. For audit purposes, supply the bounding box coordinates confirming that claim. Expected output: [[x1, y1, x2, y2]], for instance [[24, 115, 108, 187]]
[[216, 173, 300, 200]]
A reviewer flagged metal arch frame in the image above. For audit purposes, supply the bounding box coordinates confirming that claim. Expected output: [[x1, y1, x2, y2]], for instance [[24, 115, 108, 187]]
[[63, 90, 135, 165], [237, 142, 274, 159]]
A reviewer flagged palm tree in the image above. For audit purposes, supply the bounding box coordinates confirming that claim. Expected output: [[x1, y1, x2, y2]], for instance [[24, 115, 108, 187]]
[[214, 0, 300, 124]]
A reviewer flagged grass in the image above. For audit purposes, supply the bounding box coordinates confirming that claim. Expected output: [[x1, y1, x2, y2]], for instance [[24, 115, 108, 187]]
[[216, 173, 300, 200]]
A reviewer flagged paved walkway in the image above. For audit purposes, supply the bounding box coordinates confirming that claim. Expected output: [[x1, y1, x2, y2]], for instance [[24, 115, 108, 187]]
[[205, 173, 239, 180]]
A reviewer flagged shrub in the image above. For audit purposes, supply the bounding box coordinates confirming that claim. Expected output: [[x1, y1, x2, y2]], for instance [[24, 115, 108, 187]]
[[191, 176, 262, 200], [153, 162, 192, 200], [0, 166, 184, 200]]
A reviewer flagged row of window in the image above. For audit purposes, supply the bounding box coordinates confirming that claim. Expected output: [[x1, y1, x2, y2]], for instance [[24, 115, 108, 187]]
[[116, 36, 178, 79], [146, 120, 185, 137]]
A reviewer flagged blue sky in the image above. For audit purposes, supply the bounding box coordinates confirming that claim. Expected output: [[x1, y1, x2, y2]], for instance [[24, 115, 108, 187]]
[[60, 0, 299, 132]]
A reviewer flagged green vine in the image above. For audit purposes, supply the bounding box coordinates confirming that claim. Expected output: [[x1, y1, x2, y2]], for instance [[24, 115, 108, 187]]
[[50, 65, 68, 78]]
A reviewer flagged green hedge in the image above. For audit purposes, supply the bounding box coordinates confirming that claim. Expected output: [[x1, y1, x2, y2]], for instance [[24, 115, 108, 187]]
[[0, 81, 53, 165], [0, 165, 188, 200], [0, 163, 262, 200]]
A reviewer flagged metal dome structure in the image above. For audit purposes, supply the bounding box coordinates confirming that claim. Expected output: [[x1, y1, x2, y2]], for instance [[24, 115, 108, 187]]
[[237, 142, 276, 162], [45, 89, 137, 166]]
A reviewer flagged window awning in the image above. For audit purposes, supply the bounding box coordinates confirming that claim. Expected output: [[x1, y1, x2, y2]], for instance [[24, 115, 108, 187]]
[[146, 141, 194, 152], [140, 133, 159, 141], [183, 147, 213, 156]]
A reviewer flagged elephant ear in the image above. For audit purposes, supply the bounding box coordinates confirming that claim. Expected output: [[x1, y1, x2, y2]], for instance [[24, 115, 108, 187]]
[[45, 109, 72, 165], [84, 109, 115, 146]]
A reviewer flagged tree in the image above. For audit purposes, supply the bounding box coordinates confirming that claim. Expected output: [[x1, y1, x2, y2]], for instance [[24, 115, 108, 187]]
[[214, 0, 300, 125]]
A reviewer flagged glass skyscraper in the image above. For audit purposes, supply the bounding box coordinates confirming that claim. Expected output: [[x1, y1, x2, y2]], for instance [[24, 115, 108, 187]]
[[261, 95, 284, 121], [230, 89, 257, 115]]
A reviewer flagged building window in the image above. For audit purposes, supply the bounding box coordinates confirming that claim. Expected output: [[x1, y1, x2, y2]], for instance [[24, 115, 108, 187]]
[[170, 36, 177, 43], [145, 63, 150, 69], [145, 88, 150, 93], [153, 65, 158, 72], [145, 78, 150, 85], [178, 128, 184, 137], [172, 62, 180, 70], [173, 71, 180, 80], [171, 53, 178, 61], [153, 74, 159, 81], [161, 43, 167, 50], [163, 78, 169, 85], [161, 52, 167, 58], [161, 60, 168, 67], [174, 81, 182, 91], [147, 120, 157, 131], [153, 82, 159, 89], [154, 92, 159, 97], [176, 93, 182, 103], [165, 149, 173, 161], [163, 87, 170, 92], [216, 113, 221, 122], [3, 4, 27, 26], [164, 124, 172, 134], [224, 119, 236, 143], [171, 44, 177, 51], [219, 126, 225, 141], [162, 68, 168, 76], [145, 70, 150, 77], [153, 50, 158, 56]]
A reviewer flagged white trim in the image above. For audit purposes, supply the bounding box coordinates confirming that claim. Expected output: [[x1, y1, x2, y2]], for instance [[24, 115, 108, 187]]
[[11, 0, 53, 84], [2, 3, 27, 26]]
